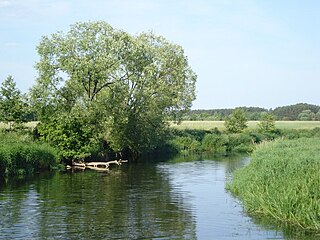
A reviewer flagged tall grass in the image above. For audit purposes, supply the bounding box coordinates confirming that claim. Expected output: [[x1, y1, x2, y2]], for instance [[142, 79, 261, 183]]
[[0, 131, 59, 177], [227, 137, 320, 232]]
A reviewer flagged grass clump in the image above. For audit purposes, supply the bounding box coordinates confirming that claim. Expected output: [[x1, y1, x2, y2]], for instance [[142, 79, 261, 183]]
[[0, 131, 59, 177], [228, 137, 320, 232]]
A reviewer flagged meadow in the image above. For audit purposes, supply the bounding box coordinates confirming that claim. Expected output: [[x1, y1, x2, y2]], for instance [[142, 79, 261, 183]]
[[171, 121, 320, 131], [0, 121, 38, 130], [1, 120, 319, 131]]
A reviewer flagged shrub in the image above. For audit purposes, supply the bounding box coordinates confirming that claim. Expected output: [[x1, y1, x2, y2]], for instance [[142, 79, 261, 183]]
[[201, 134, 228, 153], [169, 136, 201, 154], [225, 133, 255, 153], [35, 113, 106, 162]]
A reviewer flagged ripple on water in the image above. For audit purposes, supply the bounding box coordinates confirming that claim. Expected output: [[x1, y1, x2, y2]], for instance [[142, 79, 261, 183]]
[[0, 156, 302, 239]]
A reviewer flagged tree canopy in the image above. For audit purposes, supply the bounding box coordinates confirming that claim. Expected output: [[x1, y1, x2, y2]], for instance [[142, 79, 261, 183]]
[[0, 75, 27, 129], [224, 108, 248, 133], [258, 112, 276, 133], [272, 103, 319, 120], [31, 21, 197, 160], [298, 109, 316, 121]]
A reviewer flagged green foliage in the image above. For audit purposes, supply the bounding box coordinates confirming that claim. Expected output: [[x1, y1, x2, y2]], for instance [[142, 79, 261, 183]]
[[169, 136, 201, 154], [0, 75, 28, 129], [169, 129, 256, 155], [228, 137, 320, 232], [175, 128, 208, 141], [258, 112, 276, 133], [167, 129, 207, 154], [280, 127, 320, 140], [224, 108, 248, 133], [0, 131, 58, 177], [316, 110, 320, 120], [182, 103, 320, 121], [31, 21, 197, 160], [225, 133, 255, 153], [272, 103, 319, 120], [201, 133, 228, 153], [170, 124, 320, 156], [298, 109, 316, 121], [35, 110, 104, 161]]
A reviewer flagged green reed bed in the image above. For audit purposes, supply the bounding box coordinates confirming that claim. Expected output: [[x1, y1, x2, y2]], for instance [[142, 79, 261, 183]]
[[228, 137, 320, 232], [0, 132, 59, 177]]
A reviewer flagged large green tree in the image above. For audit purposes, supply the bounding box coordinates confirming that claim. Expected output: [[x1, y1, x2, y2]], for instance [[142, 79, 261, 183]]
[[31, 21, 197, 160], [104, 32, 197, 156]]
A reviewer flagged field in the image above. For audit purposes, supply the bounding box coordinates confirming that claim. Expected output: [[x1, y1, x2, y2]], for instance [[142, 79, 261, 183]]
[[1, 121, 319, 131], [0, 121, 38, 129], [171, 121, 320, 131]]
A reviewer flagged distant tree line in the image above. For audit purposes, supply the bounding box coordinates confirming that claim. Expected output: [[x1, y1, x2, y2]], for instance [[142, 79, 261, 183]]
[[183, 103, 320, 121]]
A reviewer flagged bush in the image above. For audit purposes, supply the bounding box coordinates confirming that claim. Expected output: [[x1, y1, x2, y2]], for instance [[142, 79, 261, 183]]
[[225, 133, 255, 153], [202, 134, 228, 153], [35, 113, 106, 162], [169, 136, 201, 154], [167, 127, 320, 156]]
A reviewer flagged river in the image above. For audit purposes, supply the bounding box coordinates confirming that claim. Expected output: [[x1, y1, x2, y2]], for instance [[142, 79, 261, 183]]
[[0, 154, 309, 239]]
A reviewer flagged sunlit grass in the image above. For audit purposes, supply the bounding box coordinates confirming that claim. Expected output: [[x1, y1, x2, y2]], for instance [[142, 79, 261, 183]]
[[274, 121, 320, 129], [0, 121, 38, 129]]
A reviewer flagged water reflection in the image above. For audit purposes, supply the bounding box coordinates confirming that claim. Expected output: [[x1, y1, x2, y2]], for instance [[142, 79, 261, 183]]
[[0, 155, 316, 239], [158, 155, 283, 239], [0, 164, 196, 239]]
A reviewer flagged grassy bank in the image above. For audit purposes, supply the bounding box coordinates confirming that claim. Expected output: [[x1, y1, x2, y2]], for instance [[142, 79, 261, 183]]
[[171, 121, 320, 131], [0, 131, 59, 177], [227, 137, 320, 232], [168, 124, 320, 156]]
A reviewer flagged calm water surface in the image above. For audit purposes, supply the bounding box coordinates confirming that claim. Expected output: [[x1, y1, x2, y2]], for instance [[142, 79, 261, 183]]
[[0, 155, 310, 239]]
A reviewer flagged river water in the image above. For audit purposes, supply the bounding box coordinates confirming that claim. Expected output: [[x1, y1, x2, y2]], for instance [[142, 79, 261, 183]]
[[0, 155, 309, 239]]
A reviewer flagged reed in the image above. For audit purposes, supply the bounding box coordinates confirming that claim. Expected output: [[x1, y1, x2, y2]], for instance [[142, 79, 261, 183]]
[[227, 137, 320, 232], [0, 131, 59, 177]]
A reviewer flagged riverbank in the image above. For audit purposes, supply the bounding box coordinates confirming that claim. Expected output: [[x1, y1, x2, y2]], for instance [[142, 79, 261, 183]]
[[227, 137, 320, 233], [167, 126, 320, 155]]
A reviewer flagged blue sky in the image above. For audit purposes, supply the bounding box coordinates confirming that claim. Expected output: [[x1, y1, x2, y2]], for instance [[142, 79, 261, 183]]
[[0, 0, 319, 109]]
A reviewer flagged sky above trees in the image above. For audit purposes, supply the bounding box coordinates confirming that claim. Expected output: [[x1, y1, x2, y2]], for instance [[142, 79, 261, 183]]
[[0, 0, 319, 109]]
